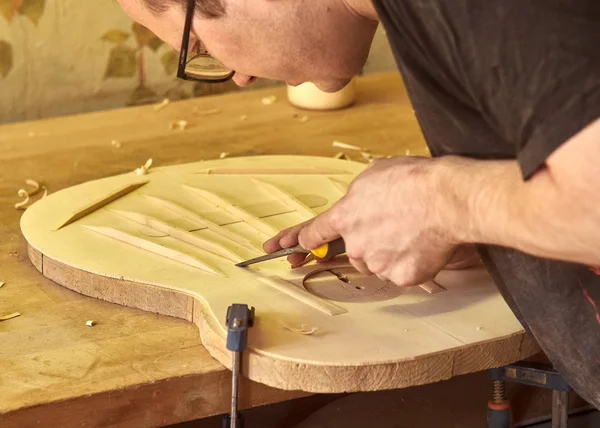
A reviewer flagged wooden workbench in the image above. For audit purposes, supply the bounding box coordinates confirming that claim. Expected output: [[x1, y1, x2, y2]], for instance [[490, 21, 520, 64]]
[[0, 72, 529, 427]]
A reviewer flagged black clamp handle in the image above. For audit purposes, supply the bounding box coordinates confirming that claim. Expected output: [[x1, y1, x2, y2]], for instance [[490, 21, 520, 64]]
[[225, 304, 255, 352]]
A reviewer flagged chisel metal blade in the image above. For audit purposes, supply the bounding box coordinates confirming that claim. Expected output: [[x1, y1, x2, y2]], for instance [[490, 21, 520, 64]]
[[235, 244, 307, 267]]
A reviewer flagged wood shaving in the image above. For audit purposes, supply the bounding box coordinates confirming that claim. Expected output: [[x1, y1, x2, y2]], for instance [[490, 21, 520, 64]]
[[261, 95, 277, 105], [361, 151, 377, 163], [361, 151, 388, 163], [135, 158, 153, 176], [28, 131, 35, 137], [332, 140, 368, 152], [25, 179, 41, 196], [154, 98, 170, 112], [86, 320, 97, 327], [334, 152, 350, 160], [219, 152, 230, 159], [194, 107, 221, 116], [0, 312, 21, 322], [13, 181, 49, 211], [14, 189, 30, 210], [111, 139, 122, 148], [280, 322, 318, 335], [240, 114, 248, 121], [405, 149, 411, 156], [0, 282, 4, 289], [476, 326, 483, 331], [169, 120, 188, 131], [292, 113, 309, 123]]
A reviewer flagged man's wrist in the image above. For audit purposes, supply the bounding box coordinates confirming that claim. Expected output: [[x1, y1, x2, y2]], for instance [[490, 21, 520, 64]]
[[432, 155, 523, 248], [430, 155, 493, 245], [428, 155, 475, 245]]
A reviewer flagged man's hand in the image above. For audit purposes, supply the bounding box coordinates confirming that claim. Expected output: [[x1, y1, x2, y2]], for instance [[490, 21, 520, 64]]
[[266, 118, 600, 280], [265, 156, 469, 286], [263, 219, 315, 267]]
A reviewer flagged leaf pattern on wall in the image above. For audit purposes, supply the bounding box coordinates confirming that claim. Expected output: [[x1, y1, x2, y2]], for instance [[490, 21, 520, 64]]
[[104, 45, 136, 78], [132, 22, 163, 52], [0, 0, 22, 22], [161, 50, 178, 75], [101, 30, 130, 44], [1, 0, 263, 123], [0, 40, 13, 78], [101, 22, 169, 83], [17, 0, 45, 25]]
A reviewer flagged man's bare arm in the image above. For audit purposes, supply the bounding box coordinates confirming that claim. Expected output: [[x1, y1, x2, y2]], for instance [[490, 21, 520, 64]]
[[448, 117, 600, 266], [266, 118, 600, 285]]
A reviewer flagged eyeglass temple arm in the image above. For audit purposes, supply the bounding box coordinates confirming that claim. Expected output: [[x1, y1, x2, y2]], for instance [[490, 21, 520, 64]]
[[177, 0, 196, 79]]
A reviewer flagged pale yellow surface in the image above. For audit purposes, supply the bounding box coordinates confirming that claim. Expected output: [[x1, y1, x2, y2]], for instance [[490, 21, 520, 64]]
[[21, 155, 536, 392]]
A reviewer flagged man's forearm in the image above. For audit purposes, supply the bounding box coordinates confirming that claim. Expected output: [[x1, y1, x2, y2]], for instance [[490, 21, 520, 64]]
[[436, 152, 600, 266]]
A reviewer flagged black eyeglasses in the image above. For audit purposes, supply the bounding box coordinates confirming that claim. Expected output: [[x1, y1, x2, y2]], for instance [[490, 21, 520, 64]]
[[177, 0, 234, 83]]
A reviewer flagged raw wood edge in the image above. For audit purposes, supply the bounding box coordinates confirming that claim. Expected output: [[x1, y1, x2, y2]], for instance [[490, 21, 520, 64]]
[[419, 281, 447, 295], [27, 244, 43, 272], [28, 245, 194, 321], [26, 245, 539, 393]]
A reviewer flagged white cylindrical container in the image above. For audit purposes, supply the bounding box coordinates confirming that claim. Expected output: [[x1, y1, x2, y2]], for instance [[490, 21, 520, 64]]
[[287, 78, 356, 111]]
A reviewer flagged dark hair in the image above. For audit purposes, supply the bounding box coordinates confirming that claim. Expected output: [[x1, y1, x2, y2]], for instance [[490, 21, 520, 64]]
[[143, 0, 226, 19]]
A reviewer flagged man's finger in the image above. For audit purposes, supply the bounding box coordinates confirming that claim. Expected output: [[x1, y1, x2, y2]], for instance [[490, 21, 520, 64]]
[[349, 257, 373, 276], [263, 220, 311, 253], [298, 208, 342, 250], [263, 229, 290, 253]]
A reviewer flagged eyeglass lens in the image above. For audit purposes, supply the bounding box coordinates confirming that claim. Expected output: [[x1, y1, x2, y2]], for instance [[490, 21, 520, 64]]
[[185, 49, 234, 81]]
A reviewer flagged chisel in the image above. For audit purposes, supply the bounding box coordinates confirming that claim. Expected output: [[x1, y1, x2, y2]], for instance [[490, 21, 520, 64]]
[[235, 237, 346, 267]]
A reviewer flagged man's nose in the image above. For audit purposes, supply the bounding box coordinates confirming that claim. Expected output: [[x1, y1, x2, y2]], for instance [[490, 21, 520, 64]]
[[232, 73, 257, 87]]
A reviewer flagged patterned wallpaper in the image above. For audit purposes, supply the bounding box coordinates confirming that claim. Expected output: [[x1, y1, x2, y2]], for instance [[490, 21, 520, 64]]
[[0, 0, 395, 124]]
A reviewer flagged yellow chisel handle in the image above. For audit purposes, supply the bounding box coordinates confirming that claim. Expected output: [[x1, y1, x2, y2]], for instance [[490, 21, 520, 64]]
[[309, 237, 346, 259]]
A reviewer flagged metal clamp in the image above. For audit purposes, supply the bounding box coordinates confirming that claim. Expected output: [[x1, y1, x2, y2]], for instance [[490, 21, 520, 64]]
[[222, 304, 255, 428]]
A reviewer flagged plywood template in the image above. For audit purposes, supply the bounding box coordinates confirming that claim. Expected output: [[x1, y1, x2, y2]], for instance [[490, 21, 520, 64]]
[[20, 155, 536, 393]]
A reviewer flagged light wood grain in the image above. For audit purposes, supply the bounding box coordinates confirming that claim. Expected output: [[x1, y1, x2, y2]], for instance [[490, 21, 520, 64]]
[[84, 226, 226, 276], [55, 181, 148, 230], [111, 209, 244, 262], [254, 179, 317, 219], [0, 72, 538, 427], [144, 194, 261, 252], [21, 156, 538, 394], [257, 277, 348, 316], [184, 185, 280, 236]]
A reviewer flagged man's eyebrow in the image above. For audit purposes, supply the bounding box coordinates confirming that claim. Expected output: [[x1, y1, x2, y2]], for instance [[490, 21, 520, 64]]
[[139, 0, 226, 19]]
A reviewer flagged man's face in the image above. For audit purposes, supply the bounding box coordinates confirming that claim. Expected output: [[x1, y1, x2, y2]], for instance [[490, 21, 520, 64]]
[[117, 0, 378, 92]]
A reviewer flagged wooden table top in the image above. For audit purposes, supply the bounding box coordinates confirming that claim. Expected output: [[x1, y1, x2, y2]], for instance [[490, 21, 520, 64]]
[[0, 72, 450, 427]]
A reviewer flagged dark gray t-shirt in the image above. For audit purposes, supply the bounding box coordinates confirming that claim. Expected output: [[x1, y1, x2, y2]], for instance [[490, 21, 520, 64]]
[[372, 0, 600, 407]]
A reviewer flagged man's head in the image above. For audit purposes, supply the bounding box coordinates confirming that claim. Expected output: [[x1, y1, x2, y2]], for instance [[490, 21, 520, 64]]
[[117, 0, 378, 92]]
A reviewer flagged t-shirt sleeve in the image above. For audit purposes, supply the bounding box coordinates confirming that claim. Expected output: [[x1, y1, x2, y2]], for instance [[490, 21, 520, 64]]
[[464, 1, 600, 178]]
